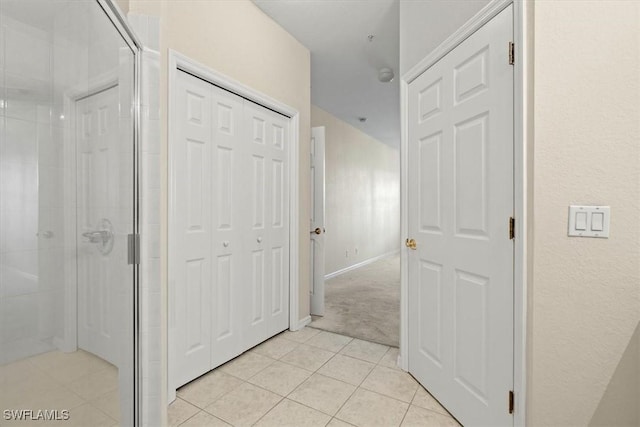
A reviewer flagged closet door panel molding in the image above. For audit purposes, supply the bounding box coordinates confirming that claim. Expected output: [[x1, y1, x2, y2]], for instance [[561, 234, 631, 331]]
[[170, 56, 298, 393], [173, 72, 213, 386], [210, 85, 245, 368]]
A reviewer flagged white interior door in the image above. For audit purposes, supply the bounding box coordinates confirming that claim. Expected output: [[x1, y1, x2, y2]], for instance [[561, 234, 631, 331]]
[[76, 85, 121, 366], [173, 72, 213, 385], [310, 126, 325, 316], [209, 83, 245, 369], [243, 101, 290, 345], [407, 5, 514, 426], [172, 70, 291, 390]]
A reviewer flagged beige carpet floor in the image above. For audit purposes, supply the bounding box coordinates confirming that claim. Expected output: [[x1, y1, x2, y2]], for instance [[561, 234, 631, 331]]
[[310, 254, 400, 347]]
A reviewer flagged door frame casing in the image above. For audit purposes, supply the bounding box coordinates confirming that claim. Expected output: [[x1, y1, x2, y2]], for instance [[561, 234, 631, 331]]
[[399, 1, 530, 425], [167, 50, 301, 400], [310, 126, 326, 316]]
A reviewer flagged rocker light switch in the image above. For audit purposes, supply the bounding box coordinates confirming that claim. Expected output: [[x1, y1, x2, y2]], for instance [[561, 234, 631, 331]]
[[568, 206, 610, 238], [575, 212, 587, 230], [591, 212, 604, 231]]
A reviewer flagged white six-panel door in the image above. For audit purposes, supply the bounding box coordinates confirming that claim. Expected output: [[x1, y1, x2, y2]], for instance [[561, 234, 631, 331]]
[[174, 71, 290, 387], [407, 5, 514, 426], [209, 84, 245, 369], [174, 74, 214, 385], [76, 85, 121, 366], [243, 101, 290, 346]]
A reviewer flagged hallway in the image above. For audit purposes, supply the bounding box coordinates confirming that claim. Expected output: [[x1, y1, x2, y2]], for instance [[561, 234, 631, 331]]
[[311, 255, 400, 347]]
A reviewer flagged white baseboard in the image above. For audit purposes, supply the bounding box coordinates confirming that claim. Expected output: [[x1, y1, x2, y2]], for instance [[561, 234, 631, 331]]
[[293, 315, 312, 331], [325, 249, 400, 280]]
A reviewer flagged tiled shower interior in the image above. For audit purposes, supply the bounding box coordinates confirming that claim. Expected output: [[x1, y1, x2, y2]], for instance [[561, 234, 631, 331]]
[[0, 1, 136, 424]]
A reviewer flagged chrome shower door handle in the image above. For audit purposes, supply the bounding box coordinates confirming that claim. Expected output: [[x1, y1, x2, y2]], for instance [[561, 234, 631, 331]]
[[82, 230, 112, 244], [83, 218, 115, 255]]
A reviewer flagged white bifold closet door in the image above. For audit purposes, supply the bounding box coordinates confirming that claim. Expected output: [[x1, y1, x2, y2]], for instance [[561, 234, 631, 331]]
[[173, 70, 289, 387]]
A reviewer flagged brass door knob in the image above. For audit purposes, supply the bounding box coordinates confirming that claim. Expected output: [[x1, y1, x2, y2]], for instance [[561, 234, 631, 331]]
[[311, 227, 322, 235], [405, 238, 417, 250]]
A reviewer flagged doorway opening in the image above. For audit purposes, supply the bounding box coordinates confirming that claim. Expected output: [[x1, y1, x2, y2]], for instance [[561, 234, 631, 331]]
[[308, 118, 401, 348], [311, 255, 400, 347]]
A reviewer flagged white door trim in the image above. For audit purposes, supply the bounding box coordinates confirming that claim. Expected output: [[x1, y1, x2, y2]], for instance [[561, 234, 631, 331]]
[[167, 50, 301, 399], [399, 1, 530, 425], [310, 126, 325, 316]]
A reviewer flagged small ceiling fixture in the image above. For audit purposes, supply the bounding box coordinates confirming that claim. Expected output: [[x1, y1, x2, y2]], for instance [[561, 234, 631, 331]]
[[378, 67, 394, 83], [358, 117, 367, 123], [367, 35, 374, 42]]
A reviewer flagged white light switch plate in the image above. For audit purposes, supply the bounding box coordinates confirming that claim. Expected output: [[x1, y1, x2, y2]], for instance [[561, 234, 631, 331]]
[[568, 206, 610, 238]]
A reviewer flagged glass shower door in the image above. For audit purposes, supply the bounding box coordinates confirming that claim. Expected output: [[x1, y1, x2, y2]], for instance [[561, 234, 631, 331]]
[[0, 1, 138, 425]]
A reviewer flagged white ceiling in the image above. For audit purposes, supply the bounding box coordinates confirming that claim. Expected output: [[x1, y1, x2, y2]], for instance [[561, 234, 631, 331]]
[[254, 0, 400, 148]]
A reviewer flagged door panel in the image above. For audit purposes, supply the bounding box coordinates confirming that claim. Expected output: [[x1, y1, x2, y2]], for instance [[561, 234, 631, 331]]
[[271, 247, 284, 316], [418, 260, 442, 366], [210, 84, 244, 368], [419, 132, 442, 233], [266, 112, 290, 336], [251, 250, 265, 323], [174, 73, 213, 385], [407, 5, 514, 426], [215, 255, 232, 339], [185, 259, 206, 350], [173, 71, 291, 388], [243, 102, 290, 342]]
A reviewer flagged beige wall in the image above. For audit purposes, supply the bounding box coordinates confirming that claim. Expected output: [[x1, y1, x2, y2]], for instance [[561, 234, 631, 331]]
[[311, 105, 400, 275], [530, 1, 640, 425], [399, 0, 490, 75], [128, 0, 311, 319], [114, 0, 129, 14]]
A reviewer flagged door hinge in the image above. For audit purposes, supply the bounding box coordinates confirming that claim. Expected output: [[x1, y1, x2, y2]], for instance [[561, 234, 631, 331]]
[[509, 217, 515, 240], [127, 233, 140, 265], [509, 42, 515, 65], [509, 390, 515, 414]]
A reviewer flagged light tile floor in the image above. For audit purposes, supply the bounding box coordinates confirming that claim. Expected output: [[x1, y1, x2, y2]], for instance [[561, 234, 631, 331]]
[[171, 328, 460, 427], [0, 350, 120, 426]]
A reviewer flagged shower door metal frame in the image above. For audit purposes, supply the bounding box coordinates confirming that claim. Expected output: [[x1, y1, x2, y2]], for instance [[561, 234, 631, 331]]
[[94, 1, 143, 425]]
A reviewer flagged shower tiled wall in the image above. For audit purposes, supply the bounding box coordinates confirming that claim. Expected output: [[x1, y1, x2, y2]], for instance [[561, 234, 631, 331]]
[[0, 15, 66, 364]]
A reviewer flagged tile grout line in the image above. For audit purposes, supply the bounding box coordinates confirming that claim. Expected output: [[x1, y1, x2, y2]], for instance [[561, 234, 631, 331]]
[[189, 367, 288, 425], [248, 394, 286, 426], [331, 346, 386, 425], [332, 351, 423, 426], [405, 371, 459, 420], [176, 408, 201, 427], [398, 385, 421, 427], [178, 346, 285, 409], [178, 371, 246, 411], [168, 395, 200, 424], [177, 329, 411, 427], [358, 365, 419, 405], [285, 371, 357, 419], [227, 335, 360, 424]]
